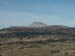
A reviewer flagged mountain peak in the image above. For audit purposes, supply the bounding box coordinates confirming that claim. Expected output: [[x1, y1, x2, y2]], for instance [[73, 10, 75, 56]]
[[28, 22, 47, 28]]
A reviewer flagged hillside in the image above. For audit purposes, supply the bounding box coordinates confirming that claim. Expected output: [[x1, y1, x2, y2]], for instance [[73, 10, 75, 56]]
[[0, 23, 75, 56]]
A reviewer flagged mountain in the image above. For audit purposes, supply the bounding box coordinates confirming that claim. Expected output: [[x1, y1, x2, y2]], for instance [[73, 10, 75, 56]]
[[0, 22, 73, 33], [28, 22, 47, 28]]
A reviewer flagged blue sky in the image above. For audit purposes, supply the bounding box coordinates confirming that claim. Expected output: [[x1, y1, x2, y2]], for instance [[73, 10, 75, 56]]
[[0, 0, 75, 28]]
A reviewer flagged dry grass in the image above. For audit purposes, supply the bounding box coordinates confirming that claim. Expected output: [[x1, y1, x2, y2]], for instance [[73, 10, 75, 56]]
[[0, 41, 75, 56]]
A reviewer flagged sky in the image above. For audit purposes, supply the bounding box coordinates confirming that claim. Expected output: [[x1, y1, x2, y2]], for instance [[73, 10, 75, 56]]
[[0, 0, 75, 28]]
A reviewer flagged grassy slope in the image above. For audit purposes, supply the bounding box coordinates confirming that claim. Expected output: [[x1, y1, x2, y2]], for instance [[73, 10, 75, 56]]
[[1, 41, 75, 56]]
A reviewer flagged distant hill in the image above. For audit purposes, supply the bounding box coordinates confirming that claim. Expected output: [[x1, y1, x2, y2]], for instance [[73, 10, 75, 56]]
[[0, 22, 75, 38], [28, 22, 47, 28], [0, 22, 69, 32]]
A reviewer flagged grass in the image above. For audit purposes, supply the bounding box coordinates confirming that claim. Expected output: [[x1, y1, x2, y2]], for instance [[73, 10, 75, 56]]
[[1, 41, 75, 56], [0, 34, 75, 56]]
